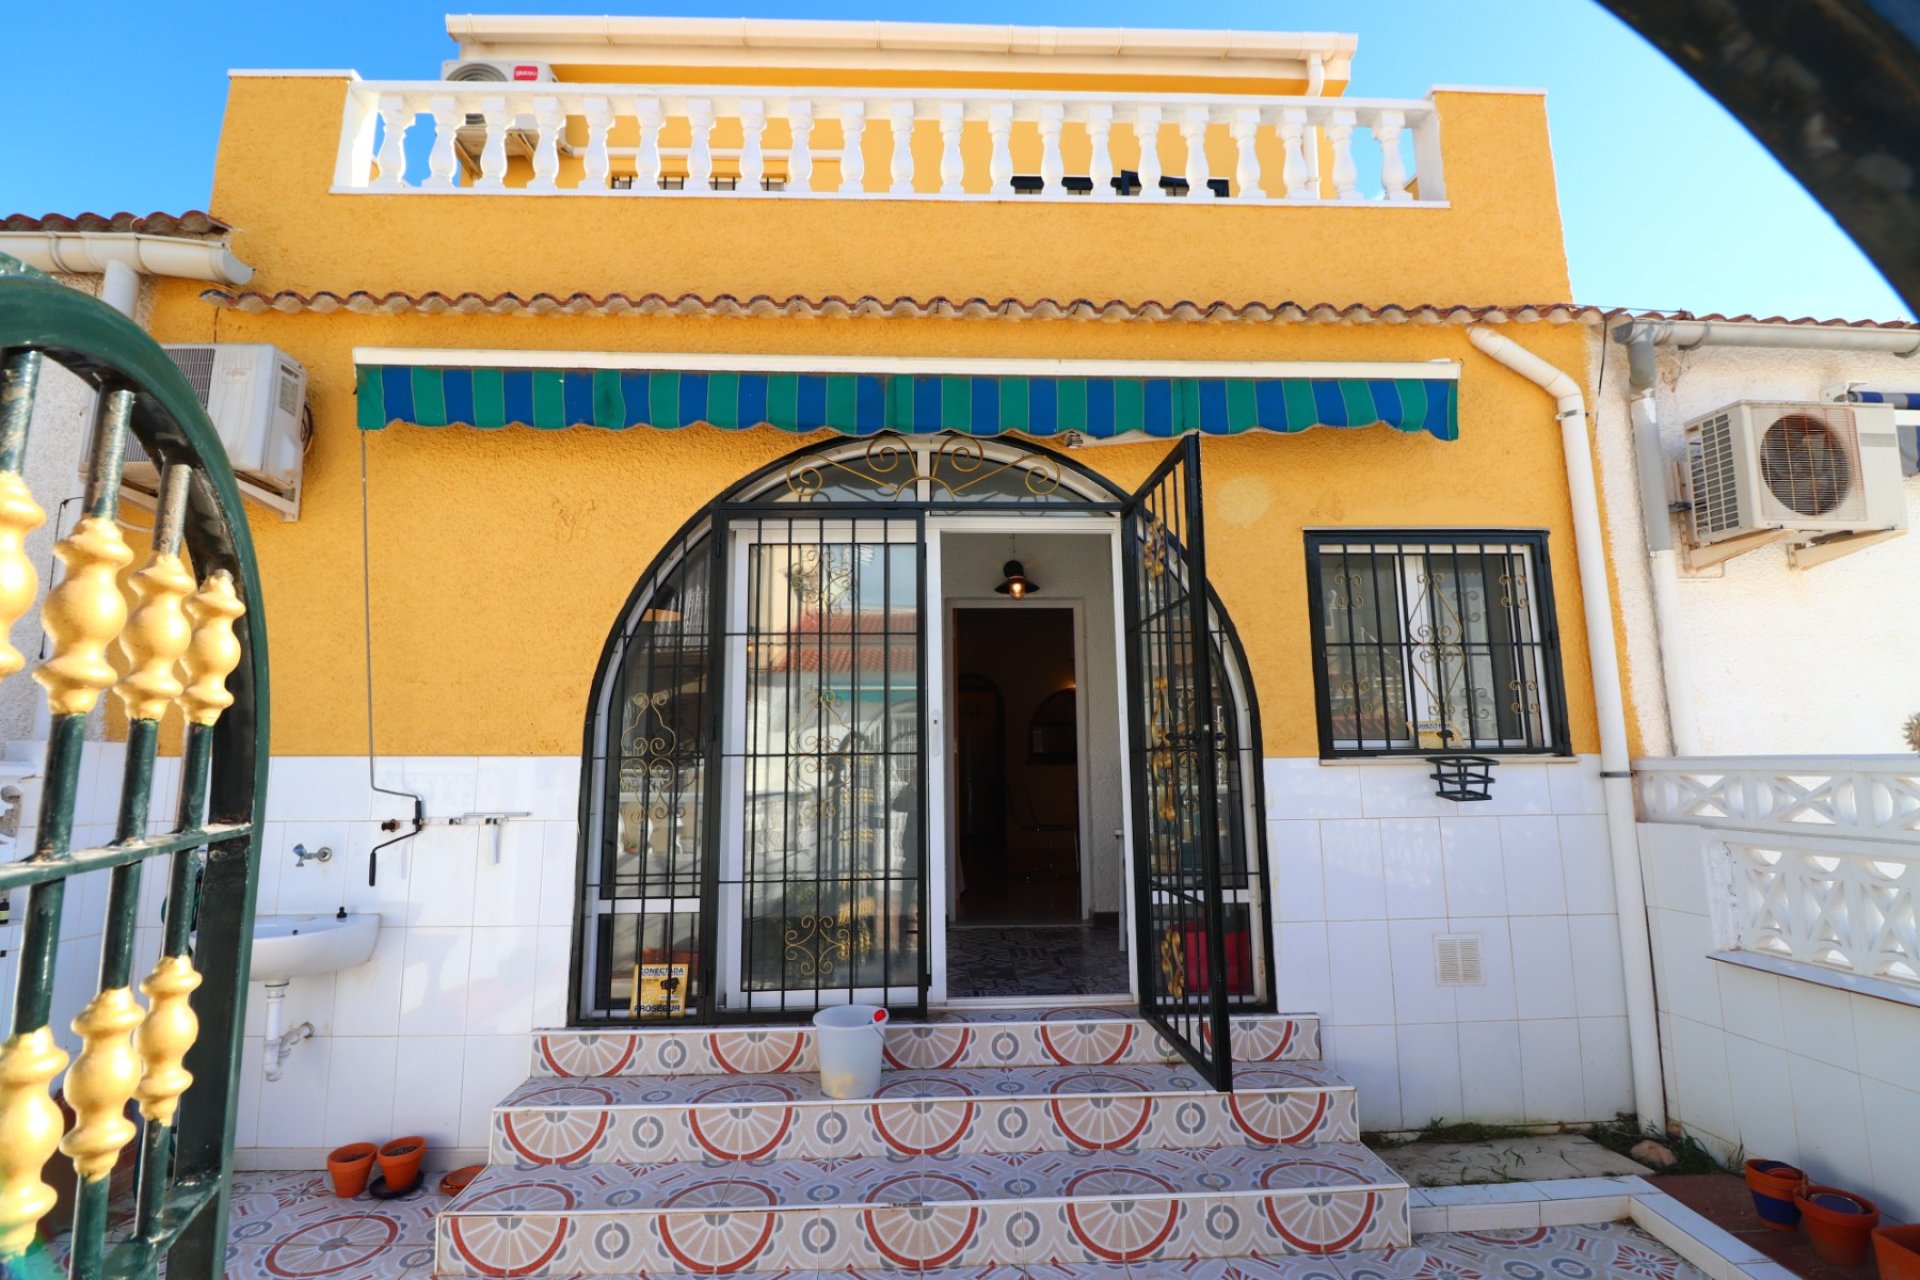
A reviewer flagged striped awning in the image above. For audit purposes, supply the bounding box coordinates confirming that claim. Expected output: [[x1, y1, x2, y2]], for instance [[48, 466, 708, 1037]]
[[355, 365, 1459, 441]]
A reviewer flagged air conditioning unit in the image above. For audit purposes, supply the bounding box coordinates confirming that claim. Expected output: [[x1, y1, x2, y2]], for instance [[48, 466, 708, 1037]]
[[439, 62, 559, 174], [1683, 400, 1906, 567], [440, 60, 555, 83], [94, 345, 307, 521]]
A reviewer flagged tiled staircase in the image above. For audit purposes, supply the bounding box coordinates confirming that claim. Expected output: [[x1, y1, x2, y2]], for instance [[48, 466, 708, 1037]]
[[437, 1006, 1410, 1276]]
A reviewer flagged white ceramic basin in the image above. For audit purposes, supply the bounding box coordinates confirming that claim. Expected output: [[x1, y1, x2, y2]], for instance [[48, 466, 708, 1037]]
[[248, 913, 380, 984]]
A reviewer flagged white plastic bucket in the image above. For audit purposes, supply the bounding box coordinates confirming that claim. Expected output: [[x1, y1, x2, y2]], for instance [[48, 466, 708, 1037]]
[[812, 1004, 889, 1099]]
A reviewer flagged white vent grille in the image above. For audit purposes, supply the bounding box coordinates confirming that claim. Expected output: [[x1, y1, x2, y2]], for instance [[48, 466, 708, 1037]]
[[165, 346, 217, 403], [1434, 934, 1484, 987], [1689, 410, 1742, 538]]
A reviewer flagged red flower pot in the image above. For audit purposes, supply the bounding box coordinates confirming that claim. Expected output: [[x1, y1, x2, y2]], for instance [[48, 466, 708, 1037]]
[[326, 1142, 376, 1198], [377, 1136, 427, 1194], [1874, 1224, 1920, 1280], [1795, 1184, 1880, 1267], [1742, 1159, 1806, 1231]]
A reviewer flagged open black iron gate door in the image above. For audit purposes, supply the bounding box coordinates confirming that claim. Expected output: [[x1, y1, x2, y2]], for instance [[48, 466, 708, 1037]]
[[1121, 437, 1233, 1089]]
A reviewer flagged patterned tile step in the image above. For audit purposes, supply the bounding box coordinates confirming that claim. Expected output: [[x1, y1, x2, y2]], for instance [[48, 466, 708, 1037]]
[[437, 1144, 1410, 1275], [532, 1012, 1321, 1077], [452, 1143, 1407, 1212], [491, 1063, 1358, 1165]]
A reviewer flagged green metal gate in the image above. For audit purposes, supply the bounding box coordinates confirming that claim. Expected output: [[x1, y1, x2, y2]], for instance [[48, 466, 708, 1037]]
[[0, 258, 268, 1279]]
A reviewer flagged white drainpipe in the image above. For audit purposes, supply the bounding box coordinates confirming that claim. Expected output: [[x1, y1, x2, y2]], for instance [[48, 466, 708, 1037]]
[[1621, 336, 1700, 756], [1466, 325, 1666, 1131], [0, 232, 253, 287]]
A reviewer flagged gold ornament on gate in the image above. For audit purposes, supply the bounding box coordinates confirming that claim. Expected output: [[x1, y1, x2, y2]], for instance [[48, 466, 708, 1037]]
[[134, 954, 202, 1126], [60, 987, 144, 1181], [114, 547, 195, 723], [0, 472, 45, 682], [179, 570, 245, 726], [34, 516, 134, 717], [0, 1026, 70, 1255]]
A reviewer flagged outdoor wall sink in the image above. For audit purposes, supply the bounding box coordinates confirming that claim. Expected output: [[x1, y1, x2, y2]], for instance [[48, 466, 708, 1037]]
[[248, 913, 380, 984]]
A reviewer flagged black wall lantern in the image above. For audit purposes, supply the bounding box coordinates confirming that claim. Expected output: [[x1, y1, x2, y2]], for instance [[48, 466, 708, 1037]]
[[995, 560, 1040, 599], [1428, 754, 1498, 803]]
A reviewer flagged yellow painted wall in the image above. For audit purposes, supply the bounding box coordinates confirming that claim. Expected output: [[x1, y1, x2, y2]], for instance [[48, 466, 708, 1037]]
[[147, 72, 1595, 759]]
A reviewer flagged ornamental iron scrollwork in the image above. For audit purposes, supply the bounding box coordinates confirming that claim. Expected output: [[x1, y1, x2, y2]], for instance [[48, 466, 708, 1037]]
[[783, 435, 1062, 503], [782, 902, 878, 978], [1158, 925, 1187, 1002]]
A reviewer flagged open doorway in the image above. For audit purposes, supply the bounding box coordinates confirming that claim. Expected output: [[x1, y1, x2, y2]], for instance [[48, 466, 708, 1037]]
[[941, 527, 1133, 1000]]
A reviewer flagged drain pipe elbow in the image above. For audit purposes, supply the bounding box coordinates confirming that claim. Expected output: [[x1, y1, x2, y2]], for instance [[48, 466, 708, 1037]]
[[1467, 325, 1667, 1132]]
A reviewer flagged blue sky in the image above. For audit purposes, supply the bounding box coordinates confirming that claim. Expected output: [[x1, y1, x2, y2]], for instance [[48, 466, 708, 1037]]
[[6, 0, 1907, 320]]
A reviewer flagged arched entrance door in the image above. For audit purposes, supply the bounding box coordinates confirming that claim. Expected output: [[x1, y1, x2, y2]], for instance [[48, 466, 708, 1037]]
[[572, 433, 1272, 1085]]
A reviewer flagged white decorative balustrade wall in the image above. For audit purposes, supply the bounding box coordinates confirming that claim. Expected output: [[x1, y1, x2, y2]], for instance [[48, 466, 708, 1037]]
[[1637, 757, 1920, 987], [333, 81, 1445, 204], [1634, 757, 1920, 1217]]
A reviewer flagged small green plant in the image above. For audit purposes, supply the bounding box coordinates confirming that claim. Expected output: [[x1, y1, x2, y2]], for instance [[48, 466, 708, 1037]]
[[1587, 1115, 1731, 1175]]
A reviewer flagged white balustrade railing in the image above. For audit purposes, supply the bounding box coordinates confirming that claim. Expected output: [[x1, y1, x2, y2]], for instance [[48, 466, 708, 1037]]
[[1637, 757, 1920, 988], [1636, 756, 1920, 843], [332, 80, 1445, 204]]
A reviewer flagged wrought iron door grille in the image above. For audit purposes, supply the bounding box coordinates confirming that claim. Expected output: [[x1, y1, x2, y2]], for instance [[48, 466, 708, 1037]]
[[581, 526, 715, 1023], [723, 517, 926, 1015], [575, 432, 1273, 1028], [1305, 531, 1569, 758], [1122, 438, 1238, 1088]]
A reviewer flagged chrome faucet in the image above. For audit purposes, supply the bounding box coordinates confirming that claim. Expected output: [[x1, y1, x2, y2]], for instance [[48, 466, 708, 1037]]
[[292, 843, 332, 869]]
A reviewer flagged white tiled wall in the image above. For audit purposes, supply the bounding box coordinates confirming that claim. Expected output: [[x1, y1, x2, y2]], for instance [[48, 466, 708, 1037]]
[[1639, 821, 1920, 1221], [1267, 755, 1634, 1133], [0, 750, 582, 1171], [5, 742, 1641, 1169], [0, 739, 185, 1077], [226, 755, 581, 1168]]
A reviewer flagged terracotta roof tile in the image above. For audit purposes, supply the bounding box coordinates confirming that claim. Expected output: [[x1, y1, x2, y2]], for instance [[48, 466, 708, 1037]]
[[194, 289, 1920, 331], [2, 211, 232, 240]]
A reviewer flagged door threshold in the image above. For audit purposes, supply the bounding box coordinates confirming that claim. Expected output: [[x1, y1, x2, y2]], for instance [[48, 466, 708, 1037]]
[[948, 920, 1097, 931], [934, 993, 1133, 1010]]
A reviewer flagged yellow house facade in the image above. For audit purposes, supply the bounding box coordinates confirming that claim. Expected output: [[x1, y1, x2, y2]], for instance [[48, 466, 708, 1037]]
[[125, 15, 1655, 1168]]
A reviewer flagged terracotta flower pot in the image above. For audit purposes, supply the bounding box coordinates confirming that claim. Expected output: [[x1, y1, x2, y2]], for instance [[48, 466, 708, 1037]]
[[440, 1163, 484, 1197], [1743, 1159, 1806, 1231], [1795, 1184, 1880, 1267], [1875, 1225, 1920, 1280], [377, 1136, 427, 1194], [326, 1142, 376, 1199]]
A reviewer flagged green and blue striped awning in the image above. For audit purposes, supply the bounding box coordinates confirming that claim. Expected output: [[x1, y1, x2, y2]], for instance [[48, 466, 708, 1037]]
[[354, 365, 1459, 441]]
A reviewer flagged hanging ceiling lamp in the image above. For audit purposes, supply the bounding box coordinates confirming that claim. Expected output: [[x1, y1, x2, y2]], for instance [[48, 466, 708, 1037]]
[[995, 560, 1039, 599]]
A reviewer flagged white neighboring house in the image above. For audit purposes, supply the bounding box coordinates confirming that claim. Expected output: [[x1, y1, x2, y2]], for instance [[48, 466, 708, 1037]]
[[1592, 312, 1920, 1219], [1591, 313, 1920, 756]]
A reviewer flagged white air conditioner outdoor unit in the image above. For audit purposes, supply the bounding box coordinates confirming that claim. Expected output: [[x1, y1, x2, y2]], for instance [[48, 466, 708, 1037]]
[[441, 60, 555, 83], [1683, 400, 1906, 568], [440, 62, 559, 173], [96, 344, 307, 521]]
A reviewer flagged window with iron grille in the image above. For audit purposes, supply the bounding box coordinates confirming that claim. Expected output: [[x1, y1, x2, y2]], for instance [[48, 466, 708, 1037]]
[[1305, 531, 1570, 757]]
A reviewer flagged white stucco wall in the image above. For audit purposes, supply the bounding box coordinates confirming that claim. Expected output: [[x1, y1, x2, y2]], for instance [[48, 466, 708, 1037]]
[[1591, 329, 1920, 755]]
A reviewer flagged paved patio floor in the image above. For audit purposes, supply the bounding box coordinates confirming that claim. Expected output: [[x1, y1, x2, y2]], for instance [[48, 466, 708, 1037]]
[[199, 1170, 1712, 1280], [1378, 1137, 1650, 1189]]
